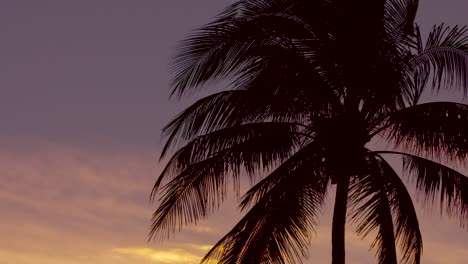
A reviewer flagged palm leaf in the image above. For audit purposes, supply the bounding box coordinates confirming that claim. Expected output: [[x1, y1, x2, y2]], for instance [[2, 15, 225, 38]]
[[384, 0, 419, 42], [161, 73, 338, 158], [409, 24, 468, 92], [160, 90, 303, 157], [215, 0, 287, 20], [399, 153, 467, 226], [382, 102, 468, 160], [170, 4, 326, 97], [377, 155, 422, 264], [350, 153, 422, 264], [150, 121, 306, 239], [240, 140, 326, 209], [153, 122, 303, 197], [202, 143, 328, 264], [349, 154, 398, 264]]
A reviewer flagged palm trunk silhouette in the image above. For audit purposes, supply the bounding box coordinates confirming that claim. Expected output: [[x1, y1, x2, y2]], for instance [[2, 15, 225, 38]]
[[332, 174, 350, 264]]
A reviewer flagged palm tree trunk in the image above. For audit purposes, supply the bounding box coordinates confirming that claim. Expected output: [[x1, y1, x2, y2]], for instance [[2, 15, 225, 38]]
[[331, 174, 350, 264]]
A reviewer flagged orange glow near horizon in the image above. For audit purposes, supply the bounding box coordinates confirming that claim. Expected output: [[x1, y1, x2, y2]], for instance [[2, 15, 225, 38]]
[[0, 145, 467, 264]]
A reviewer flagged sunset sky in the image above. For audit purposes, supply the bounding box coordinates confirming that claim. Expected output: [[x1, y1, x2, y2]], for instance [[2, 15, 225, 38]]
[[1, 1, 467, 263]]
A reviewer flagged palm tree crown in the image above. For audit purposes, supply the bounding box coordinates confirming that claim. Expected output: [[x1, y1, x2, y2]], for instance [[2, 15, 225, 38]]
[[151, 1, 468, 264]]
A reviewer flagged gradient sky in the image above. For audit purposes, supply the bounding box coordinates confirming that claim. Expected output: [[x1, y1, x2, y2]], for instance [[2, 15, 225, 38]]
[[0, 1, 467, 263]]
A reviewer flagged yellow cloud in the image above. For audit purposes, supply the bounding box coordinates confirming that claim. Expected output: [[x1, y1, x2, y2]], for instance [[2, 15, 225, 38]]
[[112, 247, 202, 263], [182, 243, 215, 252], [197, 245, 214, 251], [187, 225, 218, 234]]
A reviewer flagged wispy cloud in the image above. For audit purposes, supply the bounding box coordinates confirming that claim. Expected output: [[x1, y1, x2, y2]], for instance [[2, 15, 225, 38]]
[[187, 225, 218, 234], [112, 247, 202, 263], [183, 243, 214, 252]]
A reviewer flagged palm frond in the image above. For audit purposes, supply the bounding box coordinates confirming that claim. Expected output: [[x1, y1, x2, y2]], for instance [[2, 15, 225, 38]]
[[389, 24, 429, 106], [349, 34, 412, 115], [382, 102, 468, 161], [215, 0, 288, 21], [150, 153, 235, 241], [161, 78, 338, 158], [377, 155, 423, 264], [395, 152, 467, 227], [150, 121, 306, 239], [384, 0, 419, 42], [409, 24, 468, 93], [350, 153, 423, 264], [160, 90, 300, 157], [153, 122, 303, 197], [349, 155, 397, 264], [240, 140, 326, 210], [202, 149, 328, 264], [232, 53, 341, 119], [160, 91, 247, 158], [170, 4, 324, 97]]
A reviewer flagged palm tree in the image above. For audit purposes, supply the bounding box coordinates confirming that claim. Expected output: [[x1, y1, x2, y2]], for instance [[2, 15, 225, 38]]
[[150, 0, 467, 264]]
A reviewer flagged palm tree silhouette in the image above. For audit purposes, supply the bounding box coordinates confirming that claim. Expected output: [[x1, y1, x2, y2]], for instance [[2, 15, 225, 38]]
[[150, 1, 467, 263]]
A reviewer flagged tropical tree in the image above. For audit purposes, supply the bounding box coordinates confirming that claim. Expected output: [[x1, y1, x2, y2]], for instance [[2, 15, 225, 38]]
[[150, 0, 468, 264]]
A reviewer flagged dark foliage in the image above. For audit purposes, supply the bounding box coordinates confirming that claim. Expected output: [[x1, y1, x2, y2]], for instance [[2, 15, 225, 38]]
[[151, 0, 467, 263]]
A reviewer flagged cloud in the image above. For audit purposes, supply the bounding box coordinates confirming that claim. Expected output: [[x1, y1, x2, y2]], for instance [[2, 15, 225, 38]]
[[183, 243, 214, 251], [187, 225, 218, 234], [112, 247, 202, 264]]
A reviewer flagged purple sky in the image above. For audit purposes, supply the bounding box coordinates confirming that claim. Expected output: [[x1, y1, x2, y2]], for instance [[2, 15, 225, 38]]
[[0, 1, 467, 263]]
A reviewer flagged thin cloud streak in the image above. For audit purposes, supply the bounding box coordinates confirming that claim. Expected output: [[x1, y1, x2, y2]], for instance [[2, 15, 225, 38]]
[[112, 247, 203, 264]]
